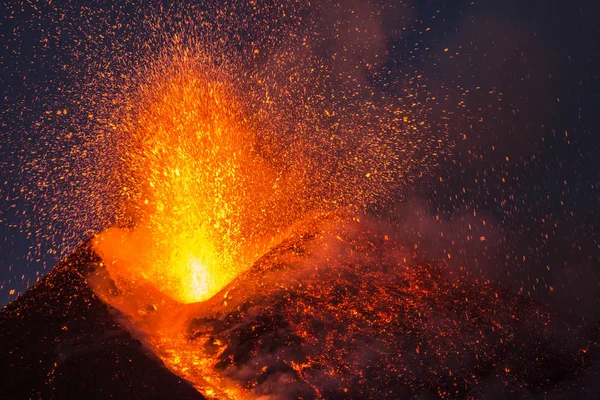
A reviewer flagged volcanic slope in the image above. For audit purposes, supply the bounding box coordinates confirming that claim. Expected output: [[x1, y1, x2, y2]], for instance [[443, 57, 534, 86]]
[[0, 241, 204, 400], [1, 214, 600, 399], [183, 214, 600, 399]]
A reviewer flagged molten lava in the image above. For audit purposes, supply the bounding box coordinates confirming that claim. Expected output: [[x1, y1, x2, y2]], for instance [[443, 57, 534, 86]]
[[88, 213, 596, 399], [94, 52, 300, 303]]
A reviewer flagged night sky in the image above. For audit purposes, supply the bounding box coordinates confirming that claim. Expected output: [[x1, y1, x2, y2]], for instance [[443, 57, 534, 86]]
[[1, 0, 599, 313]]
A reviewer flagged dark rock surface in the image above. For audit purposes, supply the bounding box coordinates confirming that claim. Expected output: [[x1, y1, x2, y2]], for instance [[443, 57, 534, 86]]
[[191, 216, 600, 399], [0, 241, 204, 400]]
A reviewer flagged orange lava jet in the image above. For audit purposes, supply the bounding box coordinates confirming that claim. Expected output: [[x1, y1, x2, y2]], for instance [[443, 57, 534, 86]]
[[94, 50, 301, 303]]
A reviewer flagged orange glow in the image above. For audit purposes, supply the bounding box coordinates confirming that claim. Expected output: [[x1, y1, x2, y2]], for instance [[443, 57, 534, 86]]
[[94, 50, 299, 303]]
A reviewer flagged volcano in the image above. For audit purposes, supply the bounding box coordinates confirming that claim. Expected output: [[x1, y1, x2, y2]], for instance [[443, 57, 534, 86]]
[[1, 214, 599, 399]]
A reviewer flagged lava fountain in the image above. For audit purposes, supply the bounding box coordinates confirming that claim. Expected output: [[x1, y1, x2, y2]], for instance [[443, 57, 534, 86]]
[[93, 50, 304, 304]]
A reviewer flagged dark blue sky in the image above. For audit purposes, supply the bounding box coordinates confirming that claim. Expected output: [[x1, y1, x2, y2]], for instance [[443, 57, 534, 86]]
[[1, 0, 598, 310]]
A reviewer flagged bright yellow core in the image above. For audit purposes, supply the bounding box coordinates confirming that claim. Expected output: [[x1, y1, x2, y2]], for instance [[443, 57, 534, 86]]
[[93, 53, 292, 303]]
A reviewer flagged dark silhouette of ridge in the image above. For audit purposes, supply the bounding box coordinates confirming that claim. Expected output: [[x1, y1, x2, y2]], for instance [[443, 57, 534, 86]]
[[0, 240, 204, 400]]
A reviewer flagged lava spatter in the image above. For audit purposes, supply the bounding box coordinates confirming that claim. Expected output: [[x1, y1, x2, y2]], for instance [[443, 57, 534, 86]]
[[93, 50, 297, 303], [89, 8, 438, 305]]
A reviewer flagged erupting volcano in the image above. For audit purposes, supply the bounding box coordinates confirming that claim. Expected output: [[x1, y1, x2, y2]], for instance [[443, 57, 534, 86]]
[[2, 1, 600, 399]]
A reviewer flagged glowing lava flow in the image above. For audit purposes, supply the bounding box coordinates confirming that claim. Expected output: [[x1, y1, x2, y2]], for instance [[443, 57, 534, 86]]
[[93, 51, 297, 304]]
